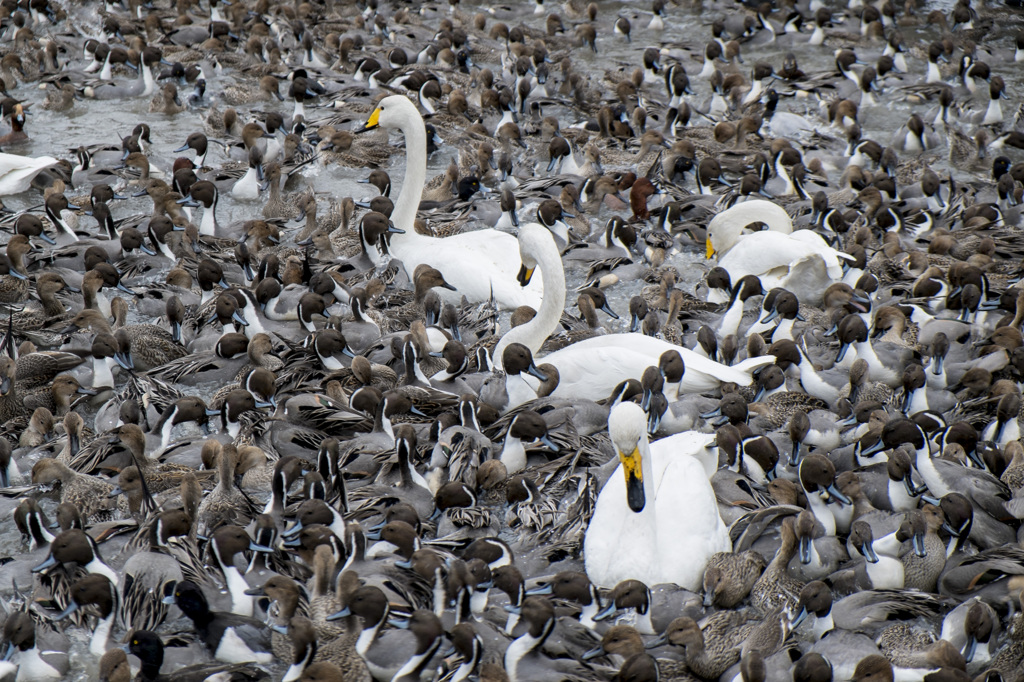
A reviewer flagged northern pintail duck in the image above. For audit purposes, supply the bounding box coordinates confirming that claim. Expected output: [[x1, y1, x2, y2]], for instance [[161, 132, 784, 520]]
[[165, 580, 273, 664]]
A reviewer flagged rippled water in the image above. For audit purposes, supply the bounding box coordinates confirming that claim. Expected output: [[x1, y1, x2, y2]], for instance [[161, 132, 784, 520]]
[[1, 0, 1022, 677]]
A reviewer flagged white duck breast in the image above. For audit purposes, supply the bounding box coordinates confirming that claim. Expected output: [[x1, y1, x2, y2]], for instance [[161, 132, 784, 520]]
[[707, 200, 851, 306], [584, 403, 731, 590]]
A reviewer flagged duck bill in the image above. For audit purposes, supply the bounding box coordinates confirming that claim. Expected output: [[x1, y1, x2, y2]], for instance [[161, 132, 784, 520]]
[[517, 264, 534, 287], [902, 474, 921, 499], [621, 446, 646, 513], [581, 645, 607, 661], [790, 606, 808, 630], [526, 363, 548, 382], [647, 412, 661, 436], [32, 554, 57, 573], [799, 535, 812, 564], [630, 314, 641, 333], [0, 375, 9, 396], [357, 107, 381, 134], [789, 442, 802, 467], [912, 532, 927, 558], [54, 599, 80, 620], [963, 636, 977, 663], [965, 447, 987, 469], [594, 602, 617, 621], [859, 542, 878, 563], [646, 633, 668, 649], [825, 483, 851, 506], [326, 606, 351, 621], [835, 342, 851, 363]]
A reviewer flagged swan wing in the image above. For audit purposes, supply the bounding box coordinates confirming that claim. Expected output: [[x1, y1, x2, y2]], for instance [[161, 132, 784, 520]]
[[394, 229, 544, 310], [717, 231, 822, 279], [787, 230, 853, 276], [0, 154, 58, 195], [651, 435, 732, 589]]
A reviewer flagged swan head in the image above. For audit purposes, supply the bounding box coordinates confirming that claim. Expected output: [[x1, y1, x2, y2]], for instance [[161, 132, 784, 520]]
[[516, 223, 556, 287], [706, 199, 793, 259], [360, 94, 422, 134], [609, 402, 649, 513]]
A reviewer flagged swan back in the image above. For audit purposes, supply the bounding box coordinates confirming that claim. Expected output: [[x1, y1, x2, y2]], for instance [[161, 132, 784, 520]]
[[707, 200, 793, 258]]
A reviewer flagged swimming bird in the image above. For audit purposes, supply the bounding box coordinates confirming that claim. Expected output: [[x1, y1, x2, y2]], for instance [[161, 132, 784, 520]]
[[494, 223, 774, 400], [583, 402, 730, 589], [357, 95, 544, 310], [706, 200, 852, 306]]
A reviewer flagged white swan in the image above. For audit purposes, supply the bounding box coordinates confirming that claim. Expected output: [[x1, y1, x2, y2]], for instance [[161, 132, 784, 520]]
[[494, 224, 775, 400], [0, 153, 59, 196], [705, 200, 851, 306], [359, 95, 543, 310], [584, 402, 731, 589]]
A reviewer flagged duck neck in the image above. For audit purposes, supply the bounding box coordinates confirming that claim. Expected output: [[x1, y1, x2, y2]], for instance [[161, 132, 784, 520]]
[[500, 434, 527, 474], [199, 198, 218, 236], [806, 491, 837, 535], [215, 549, 255, 617], [505, 618, 554, 682], [394, 636, 442, 681], [90, 606, 116, 657], [86, 557, 118, 585], [92, 356, 115, 390], [392, 109, 428, 236], [356, 607, 387, 656]]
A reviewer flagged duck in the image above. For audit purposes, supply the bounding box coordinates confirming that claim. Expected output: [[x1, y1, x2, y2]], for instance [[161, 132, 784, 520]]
[[583, 401, 730, 589], [493, 223, 774, 400], [0, 612, 69, 681], [125, 629, 269, 682], [358, 95, 544, 310], [325, 585, 444, 681], [52, 573, 117, 657], [164, 580, 273, 665], [705, 200, 852, 306], [502, 596, 598, 682]]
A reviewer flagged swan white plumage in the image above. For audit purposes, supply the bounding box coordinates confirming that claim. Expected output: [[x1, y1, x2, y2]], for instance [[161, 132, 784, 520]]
[[584, 402, 731, 589], [0, 153, 59, 196], [705, 200, 851, 306], [494, 224, 775, 399], [359, 95, 543, 310]]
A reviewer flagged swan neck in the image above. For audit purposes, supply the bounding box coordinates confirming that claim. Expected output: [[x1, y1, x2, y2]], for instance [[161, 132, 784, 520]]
[[392, 109, 429, 234], [494, 237, 566, 365]]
